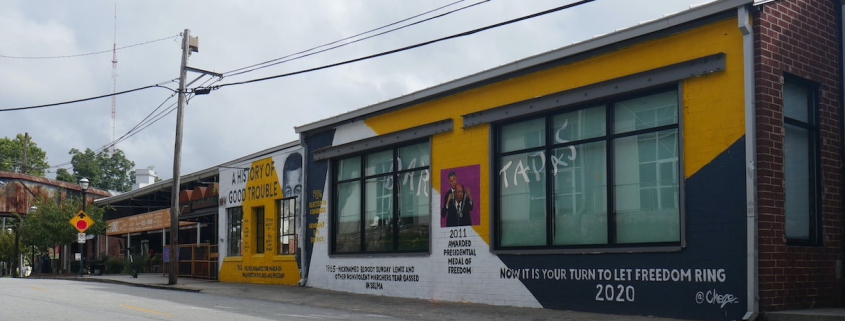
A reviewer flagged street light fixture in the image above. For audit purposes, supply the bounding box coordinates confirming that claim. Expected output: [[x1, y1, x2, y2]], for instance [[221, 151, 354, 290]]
[[78, 178, 89, 277]]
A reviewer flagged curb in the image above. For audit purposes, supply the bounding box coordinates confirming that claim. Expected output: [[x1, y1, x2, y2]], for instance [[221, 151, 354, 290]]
[[43, 275, 202, 293]]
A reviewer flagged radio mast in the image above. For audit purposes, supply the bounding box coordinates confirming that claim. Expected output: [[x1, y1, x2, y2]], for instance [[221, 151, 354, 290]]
[[110, 4, 118, 156]]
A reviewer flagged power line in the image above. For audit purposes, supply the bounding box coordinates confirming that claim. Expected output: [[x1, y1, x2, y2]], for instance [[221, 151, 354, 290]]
[[0, 83, 176, 112], [205, 0, 595, 92], [48, 93, 180, 170], [0, 34, 180, 59], [222, 0, 479, 77]]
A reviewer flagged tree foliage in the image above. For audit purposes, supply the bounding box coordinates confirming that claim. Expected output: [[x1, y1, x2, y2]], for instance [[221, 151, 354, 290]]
[[0, 221, 18, 266], [0, 133, 50, 176], [57, 148, 136, 192], [19, 196, 106, 254]]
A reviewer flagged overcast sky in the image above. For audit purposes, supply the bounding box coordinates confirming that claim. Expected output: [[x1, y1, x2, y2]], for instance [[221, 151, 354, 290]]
[[1, 0, 710, 184]]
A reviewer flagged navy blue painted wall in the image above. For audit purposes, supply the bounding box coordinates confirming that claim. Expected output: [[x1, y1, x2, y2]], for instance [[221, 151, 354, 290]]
[[499, 138, 748, 320]]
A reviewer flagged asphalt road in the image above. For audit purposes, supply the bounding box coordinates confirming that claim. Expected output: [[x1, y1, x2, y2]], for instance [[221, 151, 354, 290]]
[[0, 278, 400, 320]]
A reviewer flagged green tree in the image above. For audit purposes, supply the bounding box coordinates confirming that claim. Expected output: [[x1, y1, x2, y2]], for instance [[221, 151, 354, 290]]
[[0, 222, 17, 273], [57, 148, 136, 192], [0, 134, 49, 176], [19, 196, 106, 258], [55, 168, 75, 182]]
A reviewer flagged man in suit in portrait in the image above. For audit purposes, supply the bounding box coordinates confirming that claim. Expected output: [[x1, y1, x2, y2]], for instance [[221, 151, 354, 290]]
[[444, 183, 473, 227]]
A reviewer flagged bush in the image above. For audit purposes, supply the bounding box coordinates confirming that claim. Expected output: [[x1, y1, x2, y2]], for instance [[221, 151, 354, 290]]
[[124, 257, 146, 274], [106, 257, 125, 274]]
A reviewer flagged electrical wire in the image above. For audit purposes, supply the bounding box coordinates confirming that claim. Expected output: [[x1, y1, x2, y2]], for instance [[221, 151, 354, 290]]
[[0, 83, 176, 112], [204, 0, 595, 91], [35, 0, 596, 168], [222, 0, 478, 77], [0, 34, 180, 59]]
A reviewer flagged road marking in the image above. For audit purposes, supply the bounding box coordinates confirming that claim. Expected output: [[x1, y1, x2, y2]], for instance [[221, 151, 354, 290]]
[[120, 304, 173, 317], [277, 315, 322, 319], [27, 286, 49, 292]]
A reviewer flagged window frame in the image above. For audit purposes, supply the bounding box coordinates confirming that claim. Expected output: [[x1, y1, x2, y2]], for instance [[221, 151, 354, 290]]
[[492, 86, 685, 253], [226, 207, 244, 257], [278, 197, 298, 255], [330, 139, 432, 255], [254, 206, 265, 254], [783, 75, 821, 245]]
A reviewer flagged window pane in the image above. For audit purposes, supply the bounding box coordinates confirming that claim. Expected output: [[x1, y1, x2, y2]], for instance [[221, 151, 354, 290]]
[[227, 207, 243, 256], [784, 81, 809, 122], [278, 199, 297, 255], [501, 118, 546, 153], [499, 152, 546, 246], [337, 156, 361, 181], [398, 141, 431, 171], [365, 176, 393, 251], [335, 181, 361, 252], [255, 207, 265, 254], [397, 170, 431, 251], [614, 91, 678, 134], [552, 141, 608, 245], [552, 106, 606, 143], [614, 130, 680, 243], [785, 124, 811, 239], [366, 150, 393, 176]]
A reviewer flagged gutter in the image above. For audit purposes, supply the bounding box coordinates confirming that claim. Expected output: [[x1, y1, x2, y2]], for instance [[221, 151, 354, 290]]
[[739, 4, 759, 321]]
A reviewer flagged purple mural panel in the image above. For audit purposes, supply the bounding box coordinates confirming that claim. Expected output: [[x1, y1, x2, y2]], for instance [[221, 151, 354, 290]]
[[440, 165, 480, 228]]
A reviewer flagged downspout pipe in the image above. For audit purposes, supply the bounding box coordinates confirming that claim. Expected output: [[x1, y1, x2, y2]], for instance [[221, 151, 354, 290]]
[[739, 4, 759, 321], [837, 0, 845, 304], [298, 134, 309, 287]]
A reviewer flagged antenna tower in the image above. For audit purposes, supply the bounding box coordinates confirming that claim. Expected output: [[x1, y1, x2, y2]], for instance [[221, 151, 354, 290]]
[[110, 4, 118, 156]]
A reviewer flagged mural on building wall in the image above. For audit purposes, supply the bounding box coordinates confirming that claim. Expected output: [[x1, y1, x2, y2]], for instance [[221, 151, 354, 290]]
[[218, 148, 304, 285], [299, 9, 751, 320], [440, 165, 480, 227]]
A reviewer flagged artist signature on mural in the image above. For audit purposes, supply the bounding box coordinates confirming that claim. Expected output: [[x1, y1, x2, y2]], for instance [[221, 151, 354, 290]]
[[695, 289, 739, 308]]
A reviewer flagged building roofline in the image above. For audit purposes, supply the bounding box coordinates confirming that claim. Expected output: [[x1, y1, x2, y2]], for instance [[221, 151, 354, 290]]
[[0, 171, 111, 196], [295, 0, 752, 134], [94, 140, 301, 206]]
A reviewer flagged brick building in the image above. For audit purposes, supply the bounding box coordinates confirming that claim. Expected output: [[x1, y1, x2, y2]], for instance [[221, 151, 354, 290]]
[[754, 0, 844, 312]]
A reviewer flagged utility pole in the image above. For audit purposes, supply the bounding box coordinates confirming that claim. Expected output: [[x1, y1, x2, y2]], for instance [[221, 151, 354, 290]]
[[169, 29, 193, 285]]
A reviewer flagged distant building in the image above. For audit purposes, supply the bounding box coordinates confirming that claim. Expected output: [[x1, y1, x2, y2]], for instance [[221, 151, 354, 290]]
[[131, 168, 158, 190]]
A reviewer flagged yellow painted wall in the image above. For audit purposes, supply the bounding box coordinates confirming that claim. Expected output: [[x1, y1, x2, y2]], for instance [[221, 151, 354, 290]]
[[363, 17, 746, 244], [220, 157, 300, 285]]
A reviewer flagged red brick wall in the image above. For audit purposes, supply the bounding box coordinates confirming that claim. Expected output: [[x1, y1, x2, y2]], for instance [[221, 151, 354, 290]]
[[755, 0, 843, 311]]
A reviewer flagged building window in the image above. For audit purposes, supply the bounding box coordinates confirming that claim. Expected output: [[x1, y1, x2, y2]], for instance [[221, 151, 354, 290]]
[[278, 197, 297, 255], [255, 207, 265, 254], [783, 76, 820, 243], [333, 141, 431, 254], [495, 89, 681, 249], [227, 207, 243, 256]]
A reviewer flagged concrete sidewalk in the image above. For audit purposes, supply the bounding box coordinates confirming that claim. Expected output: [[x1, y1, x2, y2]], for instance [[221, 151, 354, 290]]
[[36, 273, 845, 321]]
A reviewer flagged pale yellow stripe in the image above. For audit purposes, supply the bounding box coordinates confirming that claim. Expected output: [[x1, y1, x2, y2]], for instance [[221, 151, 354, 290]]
[[120, 304, 173, 317]]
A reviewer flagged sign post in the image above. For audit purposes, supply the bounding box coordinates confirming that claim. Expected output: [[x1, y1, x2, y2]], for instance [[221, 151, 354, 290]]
[[70, 210, 94, 276]]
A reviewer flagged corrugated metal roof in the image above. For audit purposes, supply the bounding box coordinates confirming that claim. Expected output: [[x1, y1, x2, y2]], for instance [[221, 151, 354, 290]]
[[94, 140, 301, 206]]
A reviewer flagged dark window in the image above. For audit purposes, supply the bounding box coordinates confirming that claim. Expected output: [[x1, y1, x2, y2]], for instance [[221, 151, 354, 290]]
[[332, 141, 431, 254], [495, 89, 681, 250], [255, 207, 265, 254], [227, 207, 243, 256], [783, 76, 820, 244]]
